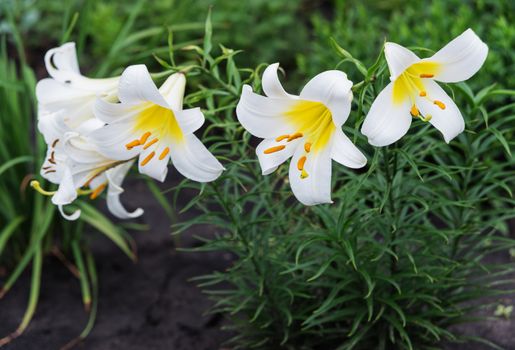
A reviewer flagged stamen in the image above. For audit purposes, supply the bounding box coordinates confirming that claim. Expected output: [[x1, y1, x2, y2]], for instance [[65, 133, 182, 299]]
[[434, 100, 446, 110], [125, 139, 141, 150], [304, 142, 312, 153], [90, 183, 107, 200], [275, 134, 290, 142], [143, 138, 159, 150], [419, 91, 427, 97], [30, 180, 56, 196], [44, 169, 56, 174], [420, 73, 434, 78], [423, 114, 433, 122], [264, 145, 286, 154], [141, 151, 155, 166], [42, 166, 51, 170], [159, 147, 170, 160], [52, 139, 59, 148], [50, 151, 55, 161], [410, 105, 420, 117], [297, 156, 307, 171], [48, 159, 56, 165], [140, 131, 151, 144], [300, 169, 309, 179], [287, 132, 303, 142]]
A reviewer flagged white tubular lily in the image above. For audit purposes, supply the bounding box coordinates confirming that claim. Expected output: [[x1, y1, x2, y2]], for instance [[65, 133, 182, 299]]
[[90, 64, 224, 183], [361, 29, 488, 146], [35, 42, 119, 141], [236, 63, 367, 206]]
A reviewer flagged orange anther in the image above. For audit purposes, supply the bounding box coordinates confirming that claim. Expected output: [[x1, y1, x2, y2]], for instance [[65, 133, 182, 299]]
[[52, 139, 59, 148], [143, 138, 159, 149], [264, 145, 286, 154], [304, 142, 312, 153], [90, 183, 107, 200], [419, 91, 427, 97], [140, 131, 151, 144], [297, 156, 307, 171], [434, 100, 446, 110], [141, 151, 155, 166], [287, 132, 303, 142], [410, 105, 420, 117], [159, 147, 170, 160], [125, 139, 141, 150], [275, 134, 290, 142], [420, 73, 434, 78]]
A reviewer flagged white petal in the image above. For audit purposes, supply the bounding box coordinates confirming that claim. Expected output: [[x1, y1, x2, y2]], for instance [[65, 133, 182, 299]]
[[416, 80, 464, 143], [106, 161, 144, 219], [118, 65, 168, 108], [44, 42, 80, 82], [138, 143, 170, 182], [289, 142, 333, 205], [262, 63, 295, 99], [88, 122, 141, 160], [256, 137, 301, 175], [37, 111, 69, 144], [299, 70, 353, 127], [94, 97, 136, 124], [425, 28, 488, 83], [236, 85, 296, 138], [174, 108, 205, 134], [361, 82, 412, 147], [384, 42, 421, 81], [158, 73, 186, 110], [52, 167, 78, 206], [331, 129, 367, 168], [170, 134, 224, 183], [58, 205, 81, 221]]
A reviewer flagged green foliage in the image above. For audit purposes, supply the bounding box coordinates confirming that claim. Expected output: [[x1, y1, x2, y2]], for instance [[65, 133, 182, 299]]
[[172, 11, 515, 350]]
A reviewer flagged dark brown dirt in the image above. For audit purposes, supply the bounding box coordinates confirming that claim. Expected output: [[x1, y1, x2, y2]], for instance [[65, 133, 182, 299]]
[[0, 178, 513, 350]]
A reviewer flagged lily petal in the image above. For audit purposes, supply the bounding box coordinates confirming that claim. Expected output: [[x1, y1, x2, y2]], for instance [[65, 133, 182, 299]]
[[158, 73, 186, 110], [106, 161, 144, 219], [44, 42, 80, 82], [361, 82, 412, 146], [118, 65, 169, 108], [262, 63, 295, 99], [236, 85, 296, 138], [138, 144, 170, 182], [52, 167, 78, 206], [170, 134, 224, 183], [385, 42, 420, 81], [289, 143, 333, 205], [256, 137, 301, 175], [331, 129, 367, 169], [174, 108, 205, 134], [299, 70, 353, 127], [416, 80, 464, 143], [424, 28, 488, 83]]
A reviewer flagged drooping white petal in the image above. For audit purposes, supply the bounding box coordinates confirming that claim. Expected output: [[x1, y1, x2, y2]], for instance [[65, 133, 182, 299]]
[[361, 82, 412, 147], [169, 134, 224, 183], [262, 63, 295, 99], [44, 42, 80, 82], [289, 143, 333, 206], [94, 97, 136, 124], [256, 137, 301, 175], [174, 108, 205, 134], [52, 167, 78, 206], [58, 205, 81, 221], [88, 122, 141, 160], [158, 73, 186, 110], [416, 80, 464, 143], [331, 129, 367, 169], [118, 65, 169, 108], [384, 42, 421, 81], [424, 28, 488, 83], [106, 161, 143, 219], [236, 85, 296, 138], [299, 70, 353, 127]]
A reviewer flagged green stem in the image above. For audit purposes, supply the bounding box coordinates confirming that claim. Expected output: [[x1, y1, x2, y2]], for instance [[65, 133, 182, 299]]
[[382, 147, 398, 274]]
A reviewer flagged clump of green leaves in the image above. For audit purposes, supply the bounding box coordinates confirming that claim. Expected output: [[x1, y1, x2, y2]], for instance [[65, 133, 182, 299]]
[[173, 12, 515, 350]]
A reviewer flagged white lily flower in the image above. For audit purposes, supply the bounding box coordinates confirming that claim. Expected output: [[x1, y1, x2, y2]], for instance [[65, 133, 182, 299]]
[[361, 29, 488, 146], [236, 63, 367, 206], [34, 121, 143, 221], [35, 42, 119, 143], [90, 65, 224, 183]]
